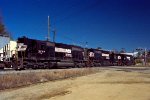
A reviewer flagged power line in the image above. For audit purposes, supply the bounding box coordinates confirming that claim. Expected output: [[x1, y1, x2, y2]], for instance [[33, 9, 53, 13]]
[[47, 16, 50, 41]]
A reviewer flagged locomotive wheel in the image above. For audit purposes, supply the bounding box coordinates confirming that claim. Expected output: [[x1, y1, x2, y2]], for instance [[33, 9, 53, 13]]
[[11, 62, 18, 70], [48, 62, 54, 69], [74, 63, 78, 68], [0, 63, 5, 70], [0, 67, 4, 70], [78, 64, 83, 68], [32, 64, 37, 69]]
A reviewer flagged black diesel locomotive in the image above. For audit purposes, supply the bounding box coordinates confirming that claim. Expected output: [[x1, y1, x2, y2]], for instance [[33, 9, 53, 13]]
[[4, 37, 135, 69]]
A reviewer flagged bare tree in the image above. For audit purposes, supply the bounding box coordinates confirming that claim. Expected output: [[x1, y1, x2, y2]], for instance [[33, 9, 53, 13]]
[[0, 22, 5, 35], [120, 48, 126, 53], [0, 15, 9, 36]]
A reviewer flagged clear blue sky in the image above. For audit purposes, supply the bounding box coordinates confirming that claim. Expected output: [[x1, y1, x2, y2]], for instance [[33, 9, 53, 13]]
[[0, 0, 150, 52]]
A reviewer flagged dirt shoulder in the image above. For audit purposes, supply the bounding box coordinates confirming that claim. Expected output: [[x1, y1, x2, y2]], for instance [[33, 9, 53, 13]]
[[0, 68, 150, 100]]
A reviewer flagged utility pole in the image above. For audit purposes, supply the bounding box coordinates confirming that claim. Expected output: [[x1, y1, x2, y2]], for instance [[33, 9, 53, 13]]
[[8, 35, 10, 62], [53, 29, 56, 42], [145, 48, 147, 66], [136, 48, 147, 66], [85, 42, 88, 48], [47, 16, 50, 41]]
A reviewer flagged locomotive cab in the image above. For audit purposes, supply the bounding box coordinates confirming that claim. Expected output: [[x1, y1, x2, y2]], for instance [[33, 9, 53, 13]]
[[17, 37, 55, 69]]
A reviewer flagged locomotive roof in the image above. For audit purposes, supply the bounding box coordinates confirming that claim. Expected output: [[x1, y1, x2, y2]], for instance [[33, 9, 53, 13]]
[[70, 44, 83, 48], [55, 42, 72, 49], [18, 36, 55, 45], [88, 48, 111, 53], [18, 36, 54, 42], [18, 36, 84, 49], [88, 48, 102, 51], [121, 53, 134, 56], [55, 43, 84, 52]]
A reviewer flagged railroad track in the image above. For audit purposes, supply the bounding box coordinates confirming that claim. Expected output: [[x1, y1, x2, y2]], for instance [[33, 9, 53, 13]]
[[0, 67, 90, 75], [1, 66, 150, 75], [0, 67, 110, 75], [0, 68, 73, 75]]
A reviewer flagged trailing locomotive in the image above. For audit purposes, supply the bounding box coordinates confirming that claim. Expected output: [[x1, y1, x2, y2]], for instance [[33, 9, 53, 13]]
[[1, 36, 135, 69]]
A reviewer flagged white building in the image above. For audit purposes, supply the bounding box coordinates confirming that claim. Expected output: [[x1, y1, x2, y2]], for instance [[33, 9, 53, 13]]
[[0, 36, 17, 61]]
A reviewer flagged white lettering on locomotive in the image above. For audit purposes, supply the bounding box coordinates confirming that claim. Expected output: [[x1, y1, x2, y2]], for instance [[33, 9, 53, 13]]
[[65, 53, 72, 57], [127, 56, 131, 60], [55, 47, 71, 53], [102, 53, 109, 57], [38, 50, 45, 54], [102, 53, 110, 59], [118, 56, 121, 59], [89, 52, 94, 57], [17, 43, 27, 51]]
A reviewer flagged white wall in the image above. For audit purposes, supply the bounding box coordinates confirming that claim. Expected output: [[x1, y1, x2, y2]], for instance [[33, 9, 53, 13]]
[[0, 41, 17, 61], [0, 36, 9, 49]]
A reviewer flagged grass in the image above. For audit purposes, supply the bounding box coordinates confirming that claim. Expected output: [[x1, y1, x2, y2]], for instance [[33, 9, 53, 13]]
[[0, 68, 100, 90]]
